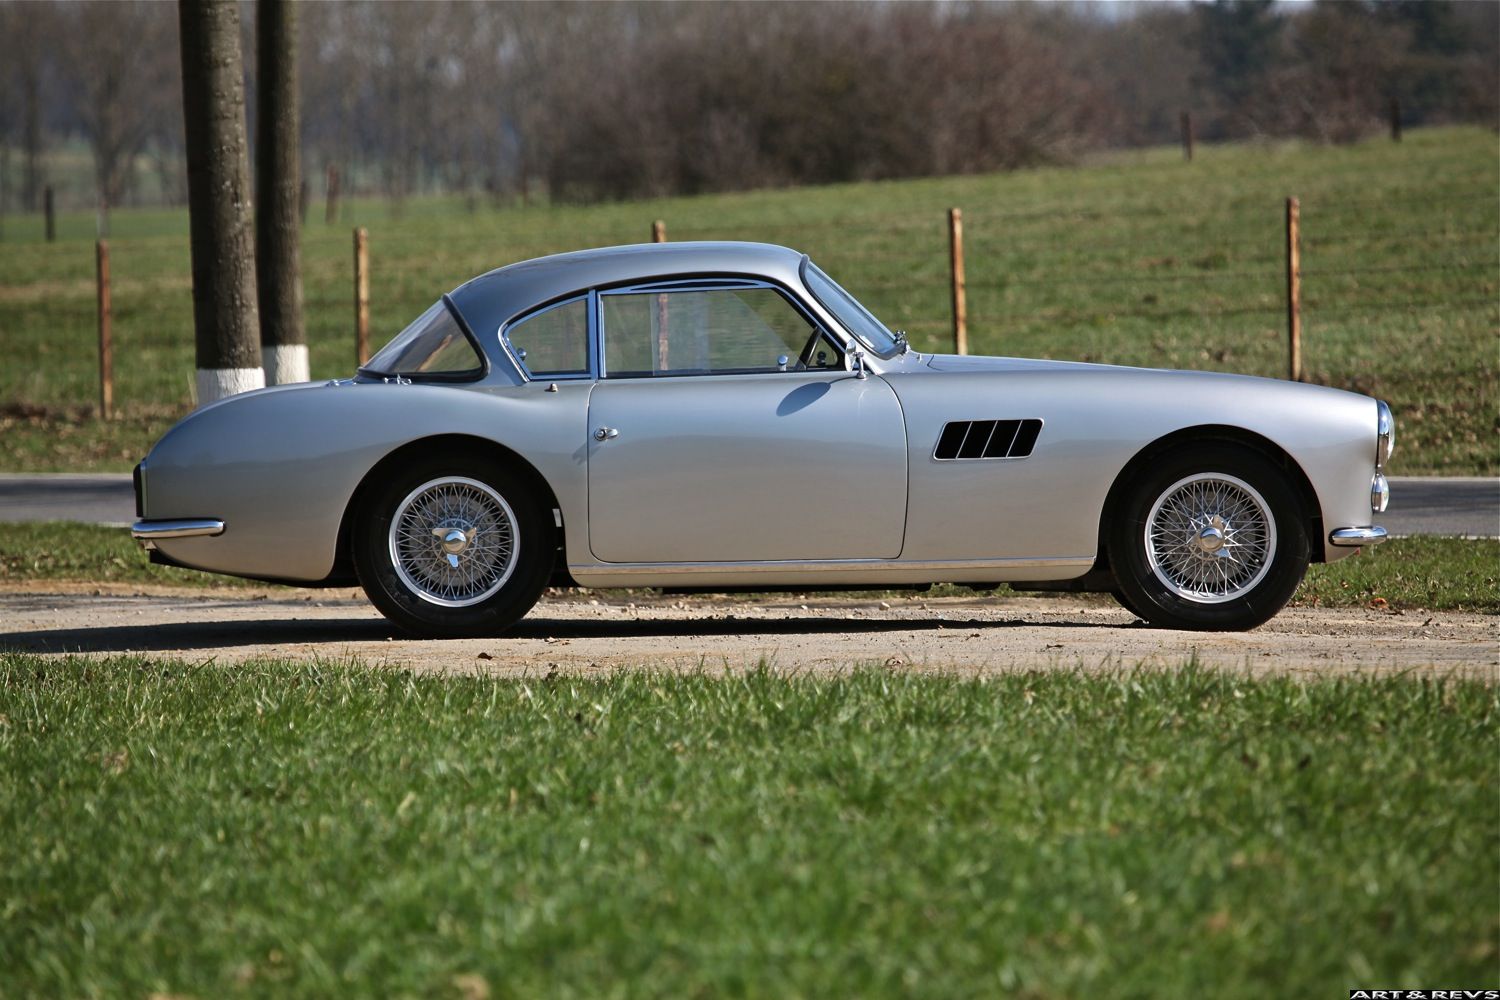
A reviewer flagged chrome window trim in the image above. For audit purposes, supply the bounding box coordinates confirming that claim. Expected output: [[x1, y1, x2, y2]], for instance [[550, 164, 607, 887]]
[[497, 293, 595, 383], [595, 278, 844, 381], [799, 257, 901, 360]]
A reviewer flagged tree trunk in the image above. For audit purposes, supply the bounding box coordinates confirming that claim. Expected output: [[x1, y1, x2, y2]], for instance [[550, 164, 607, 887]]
[[178, 0, 262, 405], [255, 0, 307, 384]]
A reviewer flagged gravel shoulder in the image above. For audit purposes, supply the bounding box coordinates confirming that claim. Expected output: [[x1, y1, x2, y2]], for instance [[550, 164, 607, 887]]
[[1, 583, 1494, 677]]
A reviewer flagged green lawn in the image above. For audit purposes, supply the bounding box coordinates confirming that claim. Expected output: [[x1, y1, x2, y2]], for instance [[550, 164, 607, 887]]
[[1, 658, 1494, 998], [3, 521, 1495, 613], [1, 127, 1495, 474]]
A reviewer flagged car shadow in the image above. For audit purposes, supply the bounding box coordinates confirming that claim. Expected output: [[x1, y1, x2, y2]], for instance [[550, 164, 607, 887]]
[[0, 610, 1133, 655]]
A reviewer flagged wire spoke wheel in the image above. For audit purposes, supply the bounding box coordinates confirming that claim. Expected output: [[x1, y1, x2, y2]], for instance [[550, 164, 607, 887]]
[[388, 476, 518, 607], [1144, 472, 1277, 604]]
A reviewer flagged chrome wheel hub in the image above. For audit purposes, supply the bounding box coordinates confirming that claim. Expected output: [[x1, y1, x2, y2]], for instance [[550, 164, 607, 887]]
[[389, 477, 518, 607], [1145, 473, 1276, 604]]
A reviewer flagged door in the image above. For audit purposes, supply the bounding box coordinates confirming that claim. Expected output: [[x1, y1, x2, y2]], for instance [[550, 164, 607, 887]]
[[586, 283, 907, 563]]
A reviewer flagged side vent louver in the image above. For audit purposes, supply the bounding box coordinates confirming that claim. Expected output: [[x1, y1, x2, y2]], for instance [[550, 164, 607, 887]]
[[933, 419, 1043, 461]]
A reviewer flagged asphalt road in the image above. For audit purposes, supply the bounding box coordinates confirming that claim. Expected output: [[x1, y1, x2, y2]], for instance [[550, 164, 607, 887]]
[[0, 472, 1494, 536]]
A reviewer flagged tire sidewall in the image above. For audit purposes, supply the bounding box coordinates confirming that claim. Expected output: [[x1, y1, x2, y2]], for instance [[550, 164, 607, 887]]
[[354, 455, 553, 637], [1110, 445, 1310, 631]]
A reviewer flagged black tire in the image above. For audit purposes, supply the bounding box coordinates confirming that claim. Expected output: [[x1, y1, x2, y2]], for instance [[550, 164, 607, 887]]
[[1108, 444, 1310, 631], [353, 454, 553, 637], [1110, 588, 1148, 622]]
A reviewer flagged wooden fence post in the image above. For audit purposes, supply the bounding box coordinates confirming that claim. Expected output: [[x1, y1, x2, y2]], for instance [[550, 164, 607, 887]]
[[325, 163, 340, 224], [43, 185, 54, 242], [1285, 197, 1302, 382], [948, 207, 967, 356], [96, 239, 113, 419], [1389, 98, 1402, 142], [1180, 111, 1194, 162], [652, 219, 666, 243], [354, 226, 370, 366]]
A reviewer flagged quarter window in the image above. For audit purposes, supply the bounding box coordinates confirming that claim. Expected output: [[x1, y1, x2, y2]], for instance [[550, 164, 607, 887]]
[[505, 297, 590, 378], [601, 285, 840, 378]]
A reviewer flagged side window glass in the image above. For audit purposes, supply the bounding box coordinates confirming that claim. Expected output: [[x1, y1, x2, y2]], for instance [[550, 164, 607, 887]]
[[601, 286, 840, 378], [505, 297, 590, 378]]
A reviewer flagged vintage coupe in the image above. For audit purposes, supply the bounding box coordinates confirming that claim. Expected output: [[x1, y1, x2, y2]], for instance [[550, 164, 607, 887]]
[[132, 242, 1392, 634]]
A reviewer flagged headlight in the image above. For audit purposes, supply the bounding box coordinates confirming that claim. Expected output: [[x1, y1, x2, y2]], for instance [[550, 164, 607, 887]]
[[1376, 400, 1395, 469]]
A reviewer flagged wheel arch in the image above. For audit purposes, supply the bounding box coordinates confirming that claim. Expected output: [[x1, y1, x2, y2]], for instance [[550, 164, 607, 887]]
[[330, 434, 565, 583], [1096, 424, 1326, 571]]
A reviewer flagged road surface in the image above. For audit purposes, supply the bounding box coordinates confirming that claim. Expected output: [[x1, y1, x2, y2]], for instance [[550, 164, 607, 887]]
[[1, 586, 1494, 675]]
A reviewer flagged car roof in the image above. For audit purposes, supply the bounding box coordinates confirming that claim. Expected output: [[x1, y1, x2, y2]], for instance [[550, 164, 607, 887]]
[[448, 241, 808, 339]]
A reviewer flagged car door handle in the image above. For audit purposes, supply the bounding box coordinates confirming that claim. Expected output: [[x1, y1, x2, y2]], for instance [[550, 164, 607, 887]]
[[594, 427, 619, 441]]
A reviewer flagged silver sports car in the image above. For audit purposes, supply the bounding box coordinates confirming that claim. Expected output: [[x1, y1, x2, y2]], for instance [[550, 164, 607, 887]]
[[132, 242, 1392, 634]]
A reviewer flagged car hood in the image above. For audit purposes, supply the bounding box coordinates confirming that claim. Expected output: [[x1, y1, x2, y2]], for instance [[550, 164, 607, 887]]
[[924, 353, 1130, 374]]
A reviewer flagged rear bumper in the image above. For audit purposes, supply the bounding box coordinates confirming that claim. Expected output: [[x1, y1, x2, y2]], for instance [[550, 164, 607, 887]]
[[1329, 525, 1388, 547], [131, 518, 225, 549]]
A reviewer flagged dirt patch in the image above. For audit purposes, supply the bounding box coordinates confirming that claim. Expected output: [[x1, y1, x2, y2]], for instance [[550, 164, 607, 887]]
[[1, 586, 1494, 677]]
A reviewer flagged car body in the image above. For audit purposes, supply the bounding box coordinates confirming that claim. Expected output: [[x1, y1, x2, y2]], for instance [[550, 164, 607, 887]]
[[132, 241, 1392, 633]]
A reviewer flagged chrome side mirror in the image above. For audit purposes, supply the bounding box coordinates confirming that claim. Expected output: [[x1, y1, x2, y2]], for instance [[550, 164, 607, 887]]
[[850, 349, 867, 380], [777, 354, 789, 372]]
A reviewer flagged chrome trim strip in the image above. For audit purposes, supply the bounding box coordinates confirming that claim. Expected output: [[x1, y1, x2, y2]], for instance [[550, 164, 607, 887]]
[[131, 519, 225, 541], [569, 555, 1093, 577], [1329, 526, 1388, 547]]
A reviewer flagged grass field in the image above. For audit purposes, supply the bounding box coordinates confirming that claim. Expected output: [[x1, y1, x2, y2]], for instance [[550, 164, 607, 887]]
[[0, 127, 1495, 474], [1, 521, 1496, 613], [1, 657, 1494, 998]]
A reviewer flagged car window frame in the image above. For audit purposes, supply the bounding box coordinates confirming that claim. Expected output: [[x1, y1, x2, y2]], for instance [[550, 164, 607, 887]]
[[498, 293, 594, 382], [594, 278, 844, 381]]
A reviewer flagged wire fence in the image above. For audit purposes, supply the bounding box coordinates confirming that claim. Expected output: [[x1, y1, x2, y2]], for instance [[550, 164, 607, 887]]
[[1, 184, 1495, 430]]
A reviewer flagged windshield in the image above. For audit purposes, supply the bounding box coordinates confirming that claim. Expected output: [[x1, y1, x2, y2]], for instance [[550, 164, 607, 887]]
[[802, 261, 901, 358], [361, 298, 483, 379]]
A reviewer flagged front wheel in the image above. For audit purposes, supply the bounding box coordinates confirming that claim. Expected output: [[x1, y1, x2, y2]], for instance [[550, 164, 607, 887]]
[[353, 456, 553, 637], [1108, 445, 1310, 631]]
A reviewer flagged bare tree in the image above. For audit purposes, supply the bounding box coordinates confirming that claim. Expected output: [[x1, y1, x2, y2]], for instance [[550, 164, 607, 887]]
[[255, 0, 306, 384], [0, 0, 55, 212], [55, 1, 177, 229], [178, 0, 261, 404]]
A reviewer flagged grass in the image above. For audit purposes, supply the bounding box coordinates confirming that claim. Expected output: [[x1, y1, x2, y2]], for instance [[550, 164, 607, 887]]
[[2, 522, 1495, 613], [0, 657, 1494, 998], [1, 127, 1495, 474]]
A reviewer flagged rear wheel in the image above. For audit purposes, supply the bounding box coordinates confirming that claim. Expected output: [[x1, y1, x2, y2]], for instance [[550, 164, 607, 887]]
[[1108, 444, 1309, 631], [354, 456, 553, 637]]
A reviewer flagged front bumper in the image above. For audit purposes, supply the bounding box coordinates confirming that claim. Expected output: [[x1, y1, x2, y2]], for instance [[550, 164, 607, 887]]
[[131, 518, 225, 549], [1329, 525, 1388, 547]]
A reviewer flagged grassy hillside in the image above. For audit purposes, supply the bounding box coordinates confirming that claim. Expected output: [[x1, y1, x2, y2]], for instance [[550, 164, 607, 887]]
[[1, 127, 1494, 473]]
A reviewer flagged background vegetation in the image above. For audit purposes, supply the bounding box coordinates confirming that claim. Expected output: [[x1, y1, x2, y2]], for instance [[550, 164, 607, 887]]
[[1, 0, 1495, 212]]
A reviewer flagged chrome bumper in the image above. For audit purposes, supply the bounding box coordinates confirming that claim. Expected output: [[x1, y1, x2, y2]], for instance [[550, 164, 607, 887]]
[[131, 519, 225, 549], [1329, 526, 1388, 547]]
